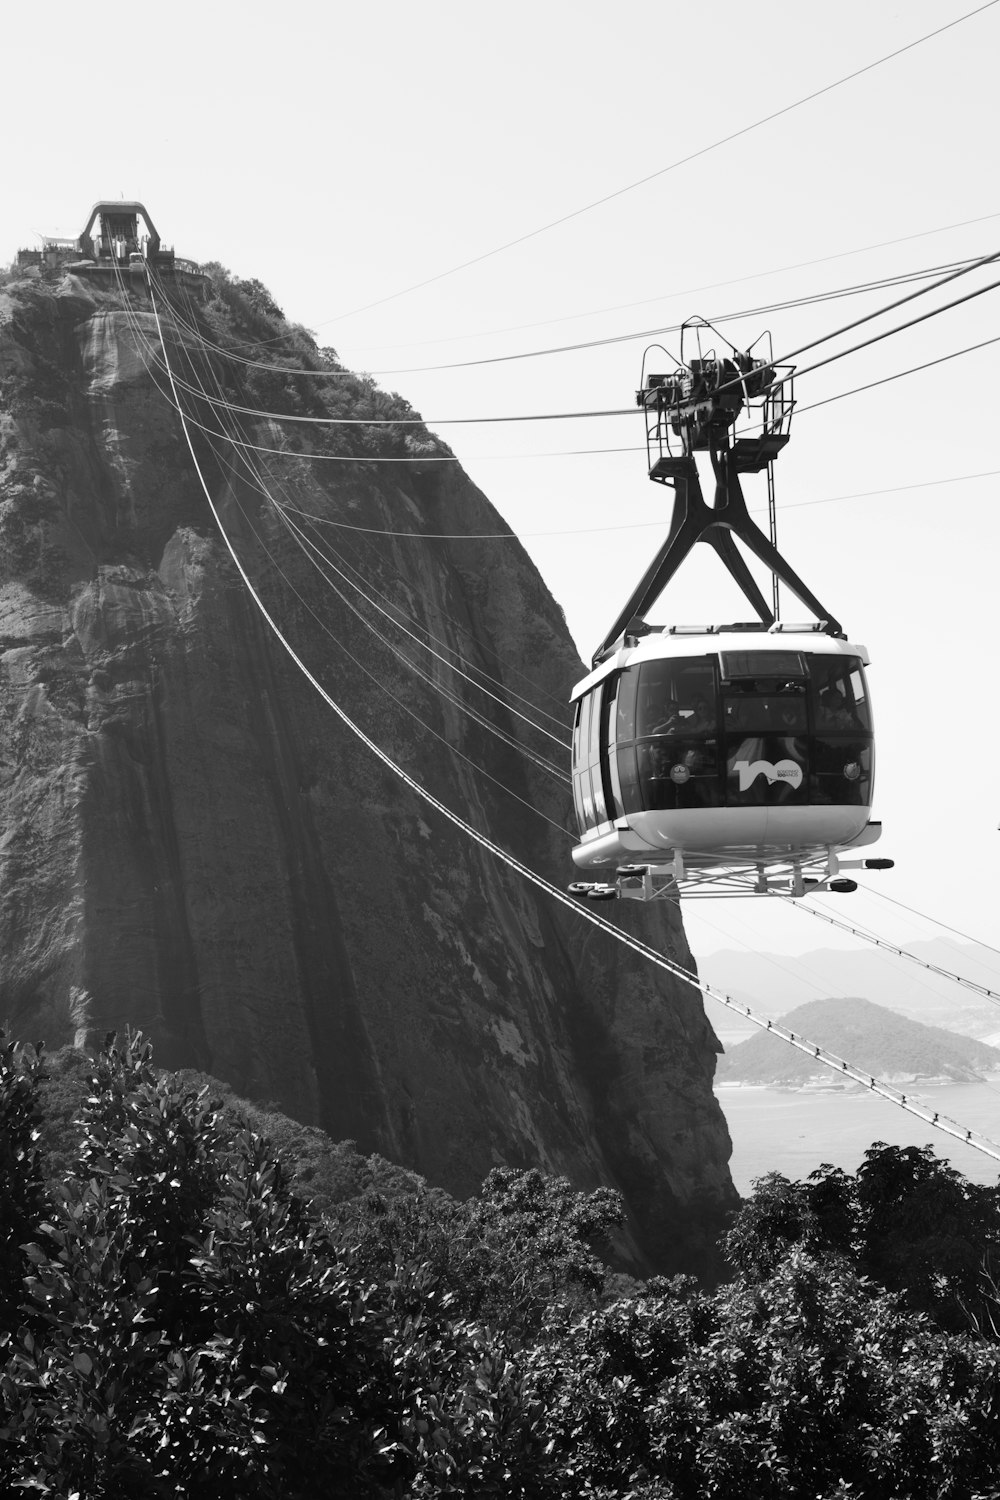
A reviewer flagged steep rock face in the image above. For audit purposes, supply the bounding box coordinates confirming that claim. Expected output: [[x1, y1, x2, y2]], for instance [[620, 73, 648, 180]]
[[0, 269, 736, 1270]]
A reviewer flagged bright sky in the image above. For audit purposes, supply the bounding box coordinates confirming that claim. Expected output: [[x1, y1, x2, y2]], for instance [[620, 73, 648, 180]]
[[5, 0, 999, 971]]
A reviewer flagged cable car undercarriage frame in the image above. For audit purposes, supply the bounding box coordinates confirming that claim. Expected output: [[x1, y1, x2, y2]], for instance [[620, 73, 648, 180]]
[[569, 321, 892, 903]]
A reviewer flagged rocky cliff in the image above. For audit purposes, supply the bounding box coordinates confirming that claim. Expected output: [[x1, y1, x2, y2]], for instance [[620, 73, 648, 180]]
[[0, 263, 735, 1271]]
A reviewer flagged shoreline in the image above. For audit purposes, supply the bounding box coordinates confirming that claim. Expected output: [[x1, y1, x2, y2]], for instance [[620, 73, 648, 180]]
[[716, 1071, 1000, 1093]]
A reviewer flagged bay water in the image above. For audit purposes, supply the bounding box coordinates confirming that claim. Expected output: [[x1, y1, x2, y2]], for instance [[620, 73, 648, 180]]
[[717, 1079, 1000, 1196]]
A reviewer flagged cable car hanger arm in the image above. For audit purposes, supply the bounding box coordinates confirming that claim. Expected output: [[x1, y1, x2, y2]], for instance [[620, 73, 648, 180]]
[[593, 452, 842, 664]]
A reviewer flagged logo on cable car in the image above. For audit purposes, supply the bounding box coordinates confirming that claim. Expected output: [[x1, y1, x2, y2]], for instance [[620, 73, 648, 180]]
[[733, 758, 803, 792]]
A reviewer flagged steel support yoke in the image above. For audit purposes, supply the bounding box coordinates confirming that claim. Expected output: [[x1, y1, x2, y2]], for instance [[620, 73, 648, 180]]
[[594, 453, 842, 665]]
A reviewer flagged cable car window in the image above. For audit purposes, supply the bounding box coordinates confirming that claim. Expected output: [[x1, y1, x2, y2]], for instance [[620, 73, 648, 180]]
[[575, 693, 591, 769], [604, 675, 626, 819], [616, 741, 642, 814], [810, 738, 872, 805], [615, 668, 638, 743], [589, 682, 609, 825], [629, 658, 722, 810], [721, 650, 806, 679], [810, 656, 871, 732], [572, 770, 587, 830], [634, 657, 717, 737], [848, 666, 872, 731], [588, 682, 603, 765], [721, 675, 809, 807], [723, 682, 807, 733], [572, 693, 594, 829]]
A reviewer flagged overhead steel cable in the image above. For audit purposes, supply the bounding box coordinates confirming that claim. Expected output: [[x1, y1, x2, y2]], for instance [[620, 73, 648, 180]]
[[339, 211, 1000, 353], [260, 500, 571, 786], [765, 245, 1000, 366], [149, 256, 984, 379], [257, 491, 572, 765], [786, 895, 1000, 1011], [362, 261, 982, 376], [168, 383, 572, 757], [144, 273, 1000, 1030], [703, 246, 1000, 401], [155, 376, 637, 427], [791, 271, 1000, 381], [218, 480, 574, 823], [794, 332, 1000, 416], [136, 283, 1000, 520], [864, 887, 1000, 966], [688, 901, 976, 1020], [160, 409, 572, 795], [170, 279, 575, 723], [271, 507, 572, 753], [323, 1, 1000, 325], [143, 315, 1000, 463], [272, 463, 1000, 538], [155, 256, 1000, 432], [150, 286, 574, 755], [143, 317, 573, 805], [148, 268, 1000, 1170]]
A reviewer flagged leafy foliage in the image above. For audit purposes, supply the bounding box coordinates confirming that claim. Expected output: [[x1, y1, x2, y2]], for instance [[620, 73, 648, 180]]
[[0, 1035, 392, 1496], [192, 265, 441, 465], [1, 1035, 999, 1496], [527, 1255, 1000, 1499], [726, 1144, 1000, 1331], [334, 1165, 624, 1344], [0, 1037, 47, 1335]]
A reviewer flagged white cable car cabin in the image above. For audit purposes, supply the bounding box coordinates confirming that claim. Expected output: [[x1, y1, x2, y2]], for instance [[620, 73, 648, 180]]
[[569, 322, 891, 902], [571, 627, 883, 897]]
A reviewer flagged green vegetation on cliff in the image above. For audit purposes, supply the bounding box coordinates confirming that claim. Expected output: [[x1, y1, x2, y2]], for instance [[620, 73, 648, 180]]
[[717, 994, 1000, 1085], [2, 1033, 1000, 1498]]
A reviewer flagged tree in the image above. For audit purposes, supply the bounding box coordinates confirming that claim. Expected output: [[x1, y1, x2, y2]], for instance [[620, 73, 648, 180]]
[[725, 1144, 1000, 1334], [0, 1034, 390, 1497], [850, 1142, 1000, 1330], [337, 1166, 624, 1343], [526, 1252, 1000, 1499], [0, 1034, 47, 1335]]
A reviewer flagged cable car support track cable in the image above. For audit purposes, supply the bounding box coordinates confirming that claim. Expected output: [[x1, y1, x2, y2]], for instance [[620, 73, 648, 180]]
[[145, 268, 1000, 1171]]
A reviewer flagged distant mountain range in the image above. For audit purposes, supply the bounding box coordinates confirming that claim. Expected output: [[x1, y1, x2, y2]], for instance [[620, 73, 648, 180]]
[[698, 941, 1000, 1046], [716, 995, 1000, 1088]]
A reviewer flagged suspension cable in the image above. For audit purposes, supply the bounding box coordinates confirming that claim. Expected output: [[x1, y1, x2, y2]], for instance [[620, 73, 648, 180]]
[[196, 426, 571, 784], [794, 333, 1000, 415], [864, 887, 1000, 965], [154, 261, 1000, 432], [324, 1, 1000, 325], [147, 300, 573, 754], [157, 256, 982, 379], [340, 211, 1000, 353], [218, 475, 573, 823], [146, 268, 1000, 1169], [125, 292, 576, 731], [272, 502, 571, 759], [363, 260, 982, 376], [791, 267, 1000, 381], [138, 276, 1000, 469], [785, 895, 1000, 1010]]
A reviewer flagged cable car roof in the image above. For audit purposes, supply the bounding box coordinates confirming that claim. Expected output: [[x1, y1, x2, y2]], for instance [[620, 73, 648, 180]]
[[571, 625, 870, 702]]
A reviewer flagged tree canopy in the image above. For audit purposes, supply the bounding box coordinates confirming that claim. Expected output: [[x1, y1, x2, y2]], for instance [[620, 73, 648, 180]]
[[0, 1033, 998, 1497]]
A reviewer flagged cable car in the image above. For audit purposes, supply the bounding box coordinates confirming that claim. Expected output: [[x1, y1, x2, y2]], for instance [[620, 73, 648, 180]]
[[569, 321, 891, 901]]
